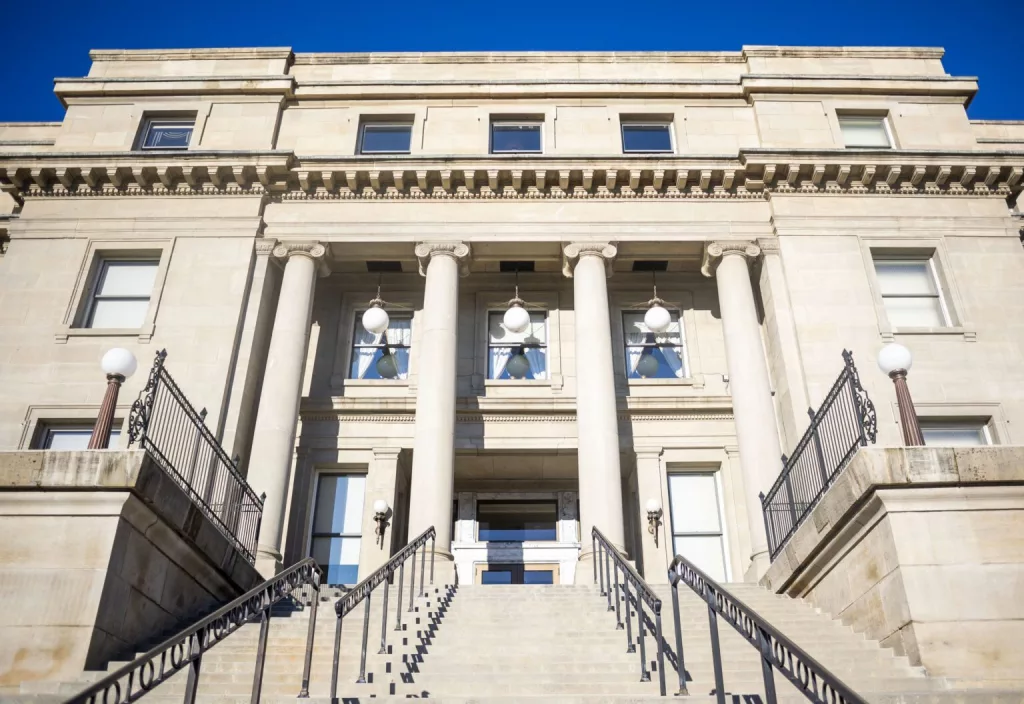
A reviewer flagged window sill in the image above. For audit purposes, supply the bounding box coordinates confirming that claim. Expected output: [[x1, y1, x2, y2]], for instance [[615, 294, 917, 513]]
[[55, 325, 154, 344], [885, 326, 976, 341], [483, 379, 551, 387], [627, 377, 697, 386], [343, 379, 410, 387]]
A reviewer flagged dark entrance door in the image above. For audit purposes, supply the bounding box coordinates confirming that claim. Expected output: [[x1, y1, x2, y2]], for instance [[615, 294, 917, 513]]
[[480, 563, 556, 584]]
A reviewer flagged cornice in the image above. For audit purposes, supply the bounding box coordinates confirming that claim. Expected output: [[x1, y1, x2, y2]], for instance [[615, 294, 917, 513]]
[[89, 48, 294, 61], [298, 409, 734, 423]]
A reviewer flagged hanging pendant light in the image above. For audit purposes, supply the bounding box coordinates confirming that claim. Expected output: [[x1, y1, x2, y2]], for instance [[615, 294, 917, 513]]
[[503, 269, 531, 334], [643, 270, 672, 333], [362, 278, 390, 335], [636, 351, 660, 379], [505, 349, 531, 379], [376, 353, 400, 379]]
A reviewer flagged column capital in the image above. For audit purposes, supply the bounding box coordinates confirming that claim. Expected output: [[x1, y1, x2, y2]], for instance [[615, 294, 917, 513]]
[[415, 241, 471, 277], [634, 446, 664, 461], [562, 242, 617, 278], [272, 241, 331, 277], [254, 237, 279, 257], [372, 447, 403, 462], [701, 240, 761, 278]]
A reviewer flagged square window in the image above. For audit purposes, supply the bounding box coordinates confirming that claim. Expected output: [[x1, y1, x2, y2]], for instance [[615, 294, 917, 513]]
[[487, 310, 547, 380], [621, 123, 673, 153], [872, 256, 949, 328], [358, 122, 413, 154], [623, 310, 688, 379], [920, 420, 992, 446], [84, 259, 159, 329], [350, 313, 411, 380], [490, 121, 542, 154], [34, 423, 120, 449], [140, 118, 194, 150], [477, 501, 557, 541], [310, 474, 365, 585], [838, 115, 891, 148]]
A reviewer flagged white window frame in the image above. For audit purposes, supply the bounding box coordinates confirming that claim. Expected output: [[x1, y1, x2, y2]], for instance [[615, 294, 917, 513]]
[[620, 121, 675, 154], [83, 258, 160, 330], [485, 309, 549, 381], [357, 121, 414, 155], [872, 254, 951, 329], [667, 470, 730, 582], [139, 117, 195, 151], [347, 310, 413, 380], [32, 421, 121, 450], [919, 418, 993, 446], [489, 120, 544, 154], [837, 114, 894, 149], [307, 471, 366, 586], [621, 308, 689, 380]]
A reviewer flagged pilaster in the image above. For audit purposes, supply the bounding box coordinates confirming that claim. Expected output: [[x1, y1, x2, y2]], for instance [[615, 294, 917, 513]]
[[634, 447, 669, 584], [358, 448, 403, 578]]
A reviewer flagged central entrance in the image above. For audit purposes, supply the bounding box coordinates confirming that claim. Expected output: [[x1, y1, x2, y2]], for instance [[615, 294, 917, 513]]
[[478, 563, 559, 584]]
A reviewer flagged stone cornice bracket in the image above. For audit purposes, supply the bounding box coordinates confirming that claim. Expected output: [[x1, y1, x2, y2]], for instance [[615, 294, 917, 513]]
[[562, 242, 618, 278], [755, 237, 781, 256], [701, 241, 762, 278], [414, 241, 471, 277], [272, 241, 331, 277], [254, 237, 279, 257]]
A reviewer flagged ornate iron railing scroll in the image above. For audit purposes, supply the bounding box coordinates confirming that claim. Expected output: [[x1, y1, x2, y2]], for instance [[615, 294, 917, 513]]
[[592, 527, 666, 696], [65, 558, 321, 704], [668, 554, 867, 704], [760, 350, 877, 560], [127, 349, 264, 562]]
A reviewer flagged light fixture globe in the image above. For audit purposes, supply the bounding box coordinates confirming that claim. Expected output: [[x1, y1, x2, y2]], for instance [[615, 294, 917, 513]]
[[636, 352, 660, 379], [503, 302, 531, 334], [373, 499, 389, 514], [362, 304, 390, 335], [878, 343, 913, 376], [376, 354, 399, 379], [644, 303, 672, 333], [505, 353, 531, 379], [645, 498, 661, 514], [100, 348, 138, 379]]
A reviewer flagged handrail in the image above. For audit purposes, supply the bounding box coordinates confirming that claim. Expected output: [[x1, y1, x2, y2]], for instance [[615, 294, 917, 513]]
[[325, 526, 437, 700], [592, 527, 666, 696], [668, 553, 868, 704], [65, 558, 321, 704]]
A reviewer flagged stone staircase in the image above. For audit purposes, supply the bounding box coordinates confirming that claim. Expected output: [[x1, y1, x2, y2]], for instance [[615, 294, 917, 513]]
[[13, 579, 1023, 703]]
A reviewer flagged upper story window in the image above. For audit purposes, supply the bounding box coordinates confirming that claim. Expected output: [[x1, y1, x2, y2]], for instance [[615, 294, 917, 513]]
[[872, 255, 949, 328], [34, 422, 120, 450], [487, 310, 548, 380], [350, 313, 411, 380], [920, 419, 992, 446], [838, 115, 892, 149], [490, 120, 542, 154], [621, 122, 674, 153], [140, 117, 195, 150], [85, 258, 159, 329], [623, 310, 687, 379], [357, 120, 413, 155]]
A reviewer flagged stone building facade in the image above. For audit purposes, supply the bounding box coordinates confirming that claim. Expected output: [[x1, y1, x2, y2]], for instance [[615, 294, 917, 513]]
[[1, 46, 1022, 600]]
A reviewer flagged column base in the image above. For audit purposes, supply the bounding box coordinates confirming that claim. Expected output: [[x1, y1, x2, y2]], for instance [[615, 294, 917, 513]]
[[255, 545, 283, 579], [574, 546, 635, 586], [744, 549, 771, 583]]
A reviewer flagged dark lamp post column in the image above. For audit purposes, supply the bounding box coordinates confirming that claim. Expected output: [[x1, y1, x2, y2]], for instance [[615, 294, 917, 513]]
[[889, 370, 925, 446], [88, 374, 124, 449]]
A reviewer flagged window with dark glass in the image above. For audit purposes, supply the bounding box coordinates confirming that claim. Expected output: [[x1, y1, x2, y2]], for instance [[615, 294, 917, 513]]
[[140, 118, 194, 150], [350, 313, 411, 380], [310, 474, 364, 585], [490, 121, 542, 153], [623, 310, 687, 379], [33, 423, 120, 449], [621, 122, 673, 153], [357, 122, 413, 154], [477, 500, 557, 541], [487, 311, 547, 380]]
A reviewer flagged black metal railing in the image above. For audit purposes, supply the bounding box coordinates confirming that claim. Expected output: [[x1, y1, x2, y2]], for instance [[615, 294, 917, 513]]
[[127, 350, 264, 563], [66, 558, 322, 704], [592, 527, 666, 696], [760, 350, 877, 560], [323, 526, 437, 700], [668, 554, 867, 704]]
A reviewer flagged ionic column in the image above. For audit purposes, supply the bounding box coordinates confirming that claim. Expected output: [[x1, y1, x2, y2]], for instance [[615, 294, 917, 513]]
[[702, 241, 782, 579], [248, 242, 329, 576], [407, 242, 470, 559], [564, 243, 626, 573]]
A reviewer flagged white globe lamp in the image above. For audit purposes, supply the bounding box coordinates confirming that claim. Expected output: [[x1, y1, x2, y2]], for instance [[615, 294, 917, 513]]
[[101, 348, 138, 380], [877, 343, 913, 376], [503, 302, 531, 334], [645, 498, 661, 514], [362, 304, 390, 336], [644, 303, 672, 334], [373, 499, 389, 515]]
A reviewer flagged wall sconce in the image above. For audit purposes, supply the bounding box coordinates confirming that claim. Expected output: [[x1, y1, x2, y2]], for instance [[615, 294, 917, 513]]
[[645, 498, 663, 546], [373, 499, 390, 548]]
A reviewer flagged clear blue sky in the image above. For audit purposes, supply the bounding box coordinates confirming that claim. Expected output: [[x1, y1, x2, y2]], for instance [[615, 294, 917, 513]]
[[2, 0, 1021, 123]]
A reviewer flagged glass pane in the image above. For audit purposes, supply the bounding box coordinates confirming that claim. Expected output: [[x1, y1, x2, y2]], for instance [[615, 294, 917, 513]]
[[143, 123, 193, 149], [88, 299, 151, 328], [524, 570, 555, 585], [873, 261, 937, 296], [349, 346, 410, 380], [626, 346, 685, 379], [839, 118, 890, 147], [622, 124, 673, 152], [313, 475, 365, 534], [488, 311, 547, 344], [622, 311, 681, 344], [668, 474, 722, 533], [477, 501, 557, 541], [883, 297, 946, 328], [491, 124, 542, 153], [96, 261, 158, 296], [311, 537, 360, 585], [43, 428, 92, 449], [360, 124, 412, 153], [673, 535, 727, 582], [922, 425, 988, 446], [481, 568, 514, 584]]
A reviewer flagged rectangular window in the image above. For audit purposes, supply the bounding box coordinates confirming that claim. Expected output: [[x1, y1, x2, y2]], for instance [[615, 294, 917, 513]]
[[34, 423, 120, 450], [357, 122, 413, 155], [623, 310, 687, 379], [477, 500, 558, 541], [838, 115, 891, 148], [920, 420, 992, 446], [349, 313, 411, 380], [487, 310, 547, 380], [310, 474, 365, 585], [621, 122, 673, 153], [140, 118, 194, 150], [668, 473, 727, 582], [873, 256, 949, 328], [85, 259, 159, 329], [490, 121, 542, 154]]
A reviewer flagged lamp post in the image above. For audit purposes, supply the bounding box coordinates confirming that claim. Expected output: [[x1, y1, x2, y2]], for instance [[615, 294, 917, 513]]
[[877, 343, 924, 446], [373, 499, 390, 548], [88, 348, 138, 449]]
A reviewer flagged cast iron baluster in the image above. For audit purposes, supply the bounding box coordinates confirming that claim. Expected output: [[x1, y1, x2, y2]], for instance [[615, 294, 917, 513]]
[[357, 590, 372, 683], [182, 631, 202, 704], [655, 608, 666, 697], [613, 564, 623, 629], [298, 579, 319, 698], [394, 561, 405, 631], [758, 625, 779, 704], [418, 539, 426, 597], [330, 607, 344, 702], [429, 535, 436, 584], [591, 533, 598, 584], [606, 550, 614, 611], [185, 408, 206, 485], [704, 580, 726, 704], [809, 407, 829, 485], [637, 591, 650, 682], [597, 541, 606, 596], [623, 577, 635, 653], [379, 569, 391, 654], [670, 581, 688, 695], [250, 597, 271, 704], [408, 547, 417, 611]]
